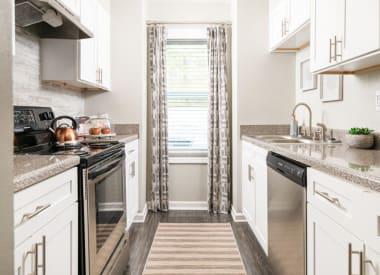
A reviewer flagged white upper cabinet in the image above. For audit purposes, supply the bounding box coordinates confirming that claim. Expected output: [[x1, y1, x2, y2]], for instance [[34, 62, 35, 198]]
[[311, 0, 380, 73], [269, 0, 290, 48], [344, 0, 380, 61], [41, 0, 111, 91], [269, 0, 310, 52], [96, 0, 111, 89], [80, 0, 97, 84], [310, 0, 345, 71], [289, 0, 309, 32]]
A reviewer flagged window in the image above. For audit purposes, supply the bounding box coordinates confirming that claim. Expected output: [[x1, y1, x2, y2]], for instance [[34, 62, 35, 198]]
[[166, 40, 209, 154]]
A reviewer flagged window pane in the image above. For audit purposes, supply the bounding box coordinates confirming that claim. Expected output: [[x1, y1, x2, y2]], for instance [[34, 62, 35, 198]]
[[166, 41, 209, 152]]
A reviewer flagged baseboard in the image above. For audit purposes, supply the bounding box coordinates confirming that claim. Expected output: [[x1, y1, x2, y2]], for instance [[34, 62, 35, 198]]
[[169, 201, 208, 210], [133, 203, 148, 223], [231, 205, 246, 222], [98, 202, 124, 212]]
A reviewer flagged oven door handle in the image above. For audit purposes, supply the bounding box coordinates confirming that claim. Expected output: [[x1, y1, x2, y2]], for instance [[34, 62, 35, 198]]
[[88, 157, 124, 181]]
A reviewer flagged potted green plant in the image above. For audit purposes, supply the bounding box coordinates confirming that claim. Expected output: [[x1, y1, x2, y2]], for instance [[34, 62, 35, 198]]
[[345, 128, 375, 149]]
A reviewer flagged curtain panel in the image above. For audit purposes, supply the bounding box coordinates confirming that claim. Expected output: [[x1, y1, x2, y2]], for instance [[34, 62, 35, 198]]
[[148, 25, 169, 212], [207, 25, 232, 214]]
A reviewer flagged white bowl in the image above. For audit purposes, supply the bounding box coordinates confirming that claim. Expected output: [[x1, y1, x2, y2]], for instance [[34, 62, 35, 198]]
[[344, 134, 374, 149]]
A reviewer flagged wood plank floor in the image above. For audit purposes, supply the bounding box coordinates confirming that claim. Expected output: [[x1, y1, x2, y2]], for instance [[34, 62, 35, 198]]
[[123, 211, 272, 275]]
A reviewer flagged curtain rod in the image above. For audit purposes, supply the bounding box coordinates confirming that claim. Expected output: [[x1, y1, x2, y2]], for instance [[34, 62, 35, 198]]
[[146, 21, 232, 25]]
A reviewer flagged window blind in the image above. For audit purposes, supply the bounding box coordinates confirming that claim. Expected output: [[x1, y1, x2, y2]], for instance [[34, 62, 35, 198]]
[[166, 40, 209, 153]]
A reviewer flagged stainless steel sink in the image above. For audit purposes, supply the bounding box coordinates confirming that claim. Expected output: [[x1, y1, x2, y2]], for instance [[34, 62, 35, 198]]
[[254, 135, 315, 144]]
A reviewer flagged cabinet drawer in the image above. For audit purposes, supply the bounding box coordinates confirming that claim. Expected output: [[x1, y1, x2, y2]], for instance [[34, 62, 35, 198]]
[[125, 139, 138, 156], [308, 169, 354, 229], [14, 168, 78, 246]]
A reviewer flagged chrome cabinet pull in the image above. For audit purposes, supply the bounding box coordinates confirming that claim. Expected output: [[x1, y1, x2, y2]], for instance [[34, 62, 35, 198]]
[[34, 236, 46, 275], [22, 247, 35, 275], [281, 19, 284, 37], [248, 165, 254, 182], [127, 149, 135, 155], [314, 190, 342, 208], [20, 204, 51, 226], [284, 18, 289, 36], [329, 38, 333, 63], [334, 35, 342, 61], [349, 243, 364, 275]]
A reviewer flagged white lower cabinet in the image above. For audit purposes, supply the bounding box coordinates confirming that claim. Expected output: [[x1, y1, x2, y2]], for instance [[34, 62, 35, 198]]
[[14, 168, 78, 275], [242, 141, 268, 255], [307, 204, 364, 275], [307, 168, 380, 275], [126, 139, 139, 230]]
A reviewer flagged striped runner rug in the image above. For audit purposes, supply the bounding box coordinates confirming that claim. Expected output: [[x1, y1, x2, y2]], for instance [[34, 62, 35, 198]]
[[143, 223, 247, 275]]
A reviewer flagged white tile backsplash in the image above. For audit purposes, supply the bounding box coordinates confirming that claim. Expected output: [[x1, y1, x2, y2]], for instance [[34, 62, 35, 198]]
[[13, 29, 85, 117]]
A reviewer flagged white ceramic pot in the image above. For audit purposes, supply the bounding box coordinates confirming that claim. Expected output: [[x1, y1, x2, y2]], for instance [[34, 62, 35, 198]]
[[344, 134, 374, 149]]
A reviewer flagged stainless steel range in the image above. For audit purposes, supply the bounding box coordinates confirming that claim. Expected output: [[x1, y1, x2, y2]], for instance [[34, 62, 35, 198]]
[[14, 106, 128, 275]]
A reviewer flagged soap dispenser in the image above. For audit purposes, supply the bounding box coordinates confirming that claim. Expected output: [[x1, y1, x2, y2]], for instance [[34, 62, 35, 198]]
[[290, 115, 298, 137]]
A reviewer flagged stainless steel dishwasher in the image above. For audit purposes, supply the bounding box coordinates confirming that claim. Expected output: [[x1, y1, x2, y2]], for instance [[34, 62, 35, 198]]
[[267, 152, 308, 275]]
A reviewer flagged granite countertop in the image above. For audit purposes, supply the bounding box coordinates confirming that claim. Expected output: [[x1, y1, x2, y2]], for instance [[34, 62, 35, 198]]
[[14, 155, 80, 193], [114, 134, 138, 143], [242, 135, 380, 193]]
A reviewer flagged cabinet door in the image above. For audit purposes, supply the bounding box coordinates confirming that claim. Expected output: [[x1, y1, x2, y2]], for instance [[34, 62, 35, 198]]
[[253, 156, 268, 255], [308, 204, 364, 275], [79, 0, 96, 84], [290, 0, 309, 31], [241, 147, 250, 222], [310, 0, 345, 71], [242, 143, 255, 226], [33, 204, 78, 275], [126, 158, 138, 229], [365, 246, 380, 275], [344, 0, 380, 61], [96, 0, 111, 90], [270, 0, 290, 48]]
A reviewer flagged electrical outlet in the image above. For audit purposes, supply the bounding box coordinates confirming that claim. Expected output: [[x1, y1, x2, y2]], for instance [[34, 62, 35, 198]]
[[376, 91, 380, 111]]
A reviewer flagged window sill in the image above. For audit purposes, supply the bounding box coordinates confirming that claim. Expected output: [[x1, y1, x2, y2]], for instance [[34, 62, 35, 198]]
[[169, 157, 208, 164]]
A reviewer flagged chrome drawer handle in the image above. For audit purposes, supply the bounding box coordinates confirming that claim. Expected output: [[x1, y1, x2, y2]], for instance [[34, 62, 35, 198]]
[[315, 190, 342, 208], [20, 204, 51, 225], [127, 149, 135, 155], [349, 243, 364, 275]]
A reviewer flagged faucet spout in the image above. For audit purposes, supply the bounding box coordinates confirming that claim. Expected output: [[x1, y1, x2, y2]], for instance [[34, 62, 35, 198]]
[[292, 103, 312, 137]]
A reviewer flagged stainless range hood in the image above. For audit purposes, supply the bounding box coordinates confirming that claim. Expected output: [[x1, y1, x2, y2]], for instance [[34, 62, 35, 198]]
[[15, 0, 93, 39]]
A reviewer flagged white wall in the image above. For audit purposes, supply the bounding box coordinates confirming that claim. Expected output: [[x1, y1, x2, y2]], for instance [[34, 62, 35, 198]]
[[85, 0, 147, 211], [168, 164, 208, 202], [145, 0, 232, 22], [0, 0, 14, 273], [296, 47, 380, 131], [231, 0, 295, 212]]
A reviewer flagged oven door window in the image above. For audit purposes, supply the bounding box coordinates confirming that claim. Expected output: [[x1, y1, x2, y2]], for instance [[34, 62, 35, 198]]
[[95, 164, 126, 252]]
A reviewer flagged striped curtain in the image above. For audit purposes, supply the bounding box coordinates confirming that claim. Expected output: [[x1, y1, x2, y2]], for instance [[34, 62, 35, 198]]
[[207, 25, 231, 214], [148, 25, 169, 212]]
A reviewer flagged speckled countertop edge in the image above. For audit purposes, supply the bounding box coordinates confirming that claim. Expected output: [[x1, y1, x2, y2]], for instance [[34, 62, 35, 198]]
[[14, 155, 80, 193], [242, 135, 380, 193], [114, 134, 138, 143]]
